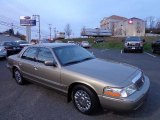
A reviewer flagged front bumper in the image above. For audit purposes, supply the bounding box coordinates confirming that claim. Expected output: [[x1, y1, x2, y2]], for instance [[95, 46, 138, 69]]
[[124, 46, 143, 51], [0, 52, 7, 58], [99, 75, 150, 111]]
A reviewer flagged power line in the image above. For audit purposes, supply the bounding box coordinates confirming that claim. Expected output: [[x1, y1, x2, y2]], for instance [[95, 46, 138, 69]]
[[0, 15, 49, 39]]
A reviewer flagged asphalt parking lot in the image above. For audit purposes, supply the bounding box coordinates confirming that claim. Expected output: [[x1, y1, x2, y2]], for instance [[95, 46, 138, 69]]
[[0, 49, 160, 120]]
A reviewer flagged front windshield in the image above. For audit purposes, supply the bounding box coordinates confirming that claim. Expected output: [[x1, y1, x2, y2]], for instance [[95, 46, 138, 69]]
[[126, 37, 141, 41], [53, 45, 95, 66]]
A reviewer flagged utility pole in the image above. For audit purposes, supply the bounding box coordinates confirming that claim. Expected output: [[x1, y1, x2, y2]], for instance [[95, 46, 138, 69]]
[[54, 27, 56, 39], [11, 23, 14, 29], [49, 24, 52, 40], [32, 15, 41, 41]]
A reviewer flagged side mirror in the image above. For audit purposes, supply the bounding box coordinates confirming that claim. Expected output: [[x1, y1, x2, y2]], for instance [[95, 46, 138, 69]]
[[44, 60, 57, 67]]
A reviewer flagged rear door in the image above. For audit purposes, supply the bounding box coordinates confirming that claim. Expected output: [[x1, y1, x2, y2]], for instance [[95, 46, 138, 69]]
[[19, 47, 38, 81]]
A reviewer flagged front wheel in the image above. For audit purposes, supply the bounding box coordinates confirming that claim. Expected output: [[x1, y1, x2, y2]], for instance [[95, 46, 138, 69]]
[[72, 85, 100, 115], [14, 68, 25, 85], [123, 49, 127, 53], [139, 49, 143, 53]]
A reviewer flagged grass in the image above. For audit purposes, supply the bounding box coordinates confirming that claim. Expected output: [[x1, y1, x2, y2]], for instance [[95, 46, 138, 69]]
[[92, 41, 123, 49]]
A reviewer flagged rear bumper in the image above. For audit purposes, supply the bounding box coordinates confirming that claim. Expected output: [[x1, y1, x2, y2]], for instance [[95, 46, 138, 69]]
[[99, 76, 150, 111], [153, 47, 160, 51]]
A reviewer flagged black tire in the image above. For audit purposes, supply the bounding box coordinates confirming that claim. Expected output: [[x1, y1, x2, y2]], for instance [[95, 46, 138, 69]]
[[123, 49, 127, 53], [14, 68, 25, 85], [72, 85, 100, 115], [140, 49, 143, 53], [152, 48, 156, 54]]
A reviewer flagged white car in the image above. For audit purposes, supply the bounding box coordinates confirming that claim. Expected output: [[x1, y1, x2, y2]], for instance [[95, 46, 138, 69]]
[[81, 41, 90, 48], [67, 41, 76, 45]]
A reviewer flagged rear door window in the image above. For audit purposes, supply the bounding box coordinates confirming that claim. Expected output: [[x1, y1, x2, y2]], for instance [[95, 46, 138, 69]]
[[22, 47, 38, 61]]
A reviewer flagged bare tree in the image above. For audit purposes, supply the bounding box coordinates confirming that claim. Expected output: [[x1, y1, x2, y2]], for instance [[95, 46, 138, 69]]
[[81, 26, 86, 36], [155, 18, 160, 29], [65, 24, 72, 38], [144, 18, 148, 29], [148, 16, 155, 29]]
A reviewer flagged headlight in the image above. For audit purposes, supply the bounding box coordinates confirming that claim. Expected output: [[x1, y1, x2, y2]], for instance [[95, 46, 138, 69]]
[[0, 48, 6, 53], [124, 42, 128, 46], [104, 84, 137, 98], [140, 42, 143, 47]]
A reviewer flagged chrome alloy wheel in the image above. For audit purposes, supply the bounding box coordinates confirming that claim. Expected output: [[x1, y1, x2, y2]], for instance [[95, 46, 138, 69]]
[[74, 90, 91, 112], [14, 70, 22, 83]]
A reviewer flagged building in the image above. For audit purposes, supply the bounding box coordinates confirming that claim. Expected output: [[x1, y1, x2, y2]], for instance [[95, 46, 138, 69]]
[[100, 15, 145, 36], [81, 28, 112, 37]]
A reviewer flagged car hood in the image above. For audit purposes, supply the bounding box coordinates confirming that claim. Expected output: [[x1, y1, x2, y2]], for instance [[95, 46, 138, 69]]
[[63, 58, 141, 87]]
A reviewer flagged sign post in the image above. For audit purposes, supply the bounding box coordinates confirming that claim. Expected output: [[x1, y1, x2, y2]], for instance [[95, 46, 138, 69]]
[[20, 16, 36, 43]]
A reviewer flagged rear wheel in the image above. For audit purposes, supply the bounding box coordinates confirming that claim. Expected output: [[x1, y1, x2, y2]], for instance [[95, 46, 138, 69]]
[[14, 68, 25, 85], [152, 48, 156, 53], [72, 85, 100, 115]]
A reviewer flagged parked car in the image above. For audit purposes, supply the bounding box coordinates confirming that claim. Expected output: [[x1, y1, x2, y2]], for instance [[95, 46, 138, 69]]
[[80, 41, 90, 48], [94, 38, 104, 43], [15, 40, 31, 49], [152, 40, 160, 53], [1, 41, 21, 56], [123, 36, 145, 53], [7, 43, 150, 115], [54, 40, 63, 43], [0, 45, 7, 58], [67, 41, 76, 45]]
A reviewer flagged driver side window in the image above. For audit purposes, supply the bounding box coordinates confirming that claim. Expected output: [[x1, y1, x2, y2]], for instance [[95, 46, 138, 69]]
[[21, 47, 38, 61], [37, 47, 54, 63]]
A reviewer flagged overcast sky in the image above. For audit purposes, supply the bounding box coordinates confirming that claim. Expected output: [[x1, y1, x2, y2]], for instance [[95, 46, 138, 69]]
[[0, 0, 160, 38]]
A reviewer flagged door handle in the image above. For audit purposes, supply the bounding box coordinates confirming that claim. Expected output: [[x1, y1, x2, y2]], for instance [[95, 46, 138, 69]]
[[18, 62, 22, 66], [34, 66, 38, 71]]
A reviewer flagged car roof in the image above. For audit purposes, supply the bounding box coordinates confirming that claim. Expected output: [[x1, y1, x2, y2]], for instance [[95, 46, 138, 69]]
[[33, 43, 74, 48], [15, 40, 28, 42]]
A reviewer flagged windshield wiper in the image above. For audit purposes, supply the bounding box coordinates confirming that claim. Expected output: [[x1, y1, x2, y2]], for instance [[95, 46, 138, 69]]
[[64, 60, 82, 66], [63, 57, 94, 66], [80, 57, 95, 62]]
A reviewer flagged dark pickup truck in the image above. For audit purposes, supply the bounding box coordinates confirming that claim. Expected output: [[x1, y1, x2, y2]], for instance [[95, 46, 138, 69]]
[[123, 36, 145, 53]]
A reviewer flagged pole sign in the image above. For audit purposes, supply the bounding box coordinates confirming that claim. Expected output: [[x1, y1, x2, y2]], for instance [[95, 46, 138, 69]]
[[20, 16, 36, 26]]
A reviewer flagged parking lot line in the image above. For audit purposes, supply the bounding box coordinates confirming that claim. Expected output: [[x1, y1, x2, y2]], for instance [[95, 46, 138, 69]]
[[101, 49, 109, 52], [145, 52, 156, 58], [121, 50, 123, 54]]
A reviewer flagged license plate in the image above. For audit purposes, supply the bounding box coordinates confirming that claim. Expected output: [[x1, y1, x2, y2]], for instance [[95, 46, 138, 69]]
[[132, 47, 135, 49]]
